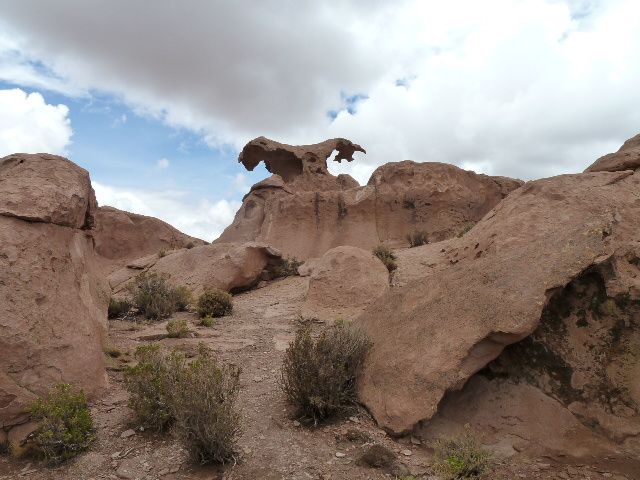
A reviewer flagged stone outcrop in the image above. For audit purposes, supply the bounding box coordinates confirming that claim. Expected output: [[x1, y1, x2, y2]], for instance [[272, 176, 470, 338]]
[[0, 153, 108, 432], [93, 206, 206, 271], [109, 242, 282, 296], [218, 137, 523, 259], [357, 164, 640, 435], [301, 246, 389, 321], [585, 133, 640, 172]]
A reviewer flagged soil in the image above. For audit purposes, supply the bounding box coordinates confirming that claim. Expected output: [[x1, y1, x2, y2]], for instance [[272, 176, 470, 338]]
[[0, 276, 636, 479]]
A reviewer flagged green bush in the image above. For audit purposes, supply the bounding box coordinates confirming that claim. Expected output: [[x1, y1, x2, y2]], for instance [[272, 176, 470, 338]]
[[197, 289, 233, 318], [281, 321, 372, 424], [273, 257, 303, 278], [25, 384, 94, 464], [168, 345, 241, 464], [372, 245, 397, 273], [166, 319, 190, 338], [127, 272, 188, 320], [407, 230, 429, 248], [432, 426, 491, 479], [108, 297, 131, 319], [124, 344, 173, 431], [200, 315, 215, 327]]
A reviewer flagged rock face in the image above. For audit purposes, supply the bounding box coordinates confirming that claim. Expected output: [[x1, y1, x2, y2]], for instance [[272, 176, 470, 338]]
[[357, 167, 640, 435], [302, 246, 389, 321], [219, 137, 523, 259], [585, 133, 640, 172], [0, 153, 108, 431], [109, 242, 282, 296], [93, 206, 206, 271]]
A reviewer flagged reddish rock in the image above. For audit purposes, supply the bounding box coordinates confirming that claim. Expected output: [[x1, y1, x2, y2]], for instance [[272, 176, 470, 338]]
[[585, 133, 640, 172]]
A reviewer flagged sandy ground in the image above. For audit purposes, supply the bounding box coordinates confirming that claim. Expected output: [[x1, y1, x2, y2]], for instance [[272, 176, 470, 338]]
[[0, 276, 636, 479]]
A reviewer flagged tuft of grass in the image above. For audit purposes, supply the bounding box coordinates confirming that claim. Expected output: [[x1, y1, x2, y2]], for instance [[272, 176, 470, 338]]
[[281, 321, 372, 424], [457, 222, 476, 238], [200, 315, 215, 327], [197, 289, 233, 318], [166, 318, 190, 338], [104, 345, 122, 358], [273, 257, 303, 278], [432, 426, 491, 479], [407, 230, 429, 248], [108, 297, 131, 319], [24, 384, 94, 464], [372, 245, 397, 273], [158, 248, 168, 258]]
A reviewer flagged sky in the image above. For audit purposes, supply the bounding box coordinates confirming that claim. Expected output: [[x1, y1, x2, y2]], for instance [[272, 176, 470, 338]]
[[0, 0, 639, 241]]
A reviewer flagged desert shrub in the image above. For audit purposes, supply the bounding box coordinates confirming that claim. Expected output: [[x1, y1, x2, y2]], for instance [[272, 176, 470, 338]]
[[281, 321, 372, 423], [168, 345, 241, 464], [171, 286, 192, 312], [457, 222, 476, 238], [200, 315, 215, 327], [432, 426, 491, 479], [197, 289, 233, 318], [273, 257, 303, 278], [166, 319, 190, 338], [158, 248, 168, 258], [123, 344, 173, 431], [407, 230, 429, 247], [128, 272, 178, 320], [24, 384, 94, 464], [108, 297, 131, 319], [372, 244, 397, 273]]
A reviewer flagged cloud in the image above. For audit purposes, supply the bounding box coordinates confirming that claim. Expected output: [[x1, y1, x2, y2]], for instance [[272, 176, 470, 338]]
[[92, 181, 240, 241], [1, 0, 639, 182], [0, 88, 72, 156], [156, 158, 169, 169]]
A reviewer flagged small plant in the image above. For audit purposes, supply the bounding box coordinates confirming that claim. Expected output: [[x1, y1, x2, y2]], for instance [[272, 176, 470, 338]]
[[432, 426, 491, 479], [168, 345, 241, 464], [407, 230, 428, 248], [127, 272, 177, 320], [108, 297, 131, 319], [24, 384, 94, 464], [123, 344, 173, 431], [200, 315, 215, 327], [158, 248, 168, 258], [273, 257, 303, 278], [104, 345, 122, 358], [171, 286, 192, 312], [166, 319, 190, 338], [372, 244, 397, 273], [457, 223, 476, 238], [197, 289, 233, 318], [281, 321, 372, 423]]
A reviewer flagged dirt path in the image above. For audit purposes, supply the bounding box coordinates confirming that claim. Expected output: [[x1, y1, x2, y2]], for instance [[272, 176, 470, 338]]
[[0, 276, 634, 479]]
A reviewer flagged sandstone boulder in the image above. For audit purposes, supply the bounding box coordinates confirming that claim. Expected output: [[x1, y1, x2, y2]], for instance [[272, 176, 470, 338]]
[[0, 154, 108, 432], [109, 242, 282, 296], [302, 246, 389, 321], [585, 133, 640, 172], [93, 206, 206, 271], [219, 137, 523, 259], [357, 168, 640, 435]]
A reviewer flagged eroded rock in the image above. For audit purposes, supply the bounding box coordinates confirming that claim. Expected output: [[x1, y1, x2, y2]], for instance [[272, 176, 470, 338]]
[[585, 133, 640, 173]]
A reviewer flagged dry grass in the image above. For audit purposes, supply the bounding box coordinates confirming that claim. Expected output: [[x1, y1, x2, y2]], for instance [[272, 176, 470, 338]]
[[166, 319, 190, 338], [197, 289, 233, 318], [273, 257, 303, 278], [108, 297, 131, 319], [407, 230, 429, 247], [372, 244, 397, 273], [432, 426, 492, 479]]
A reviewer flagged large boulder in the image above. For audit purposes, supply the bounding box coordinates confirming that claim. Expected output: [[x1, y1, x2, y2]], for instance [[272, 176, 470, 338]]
[[0, 154, 108, 432], [357, 167, 640, 436], [585, 133, 640, 172], [93, 206, 206, 271], [109, 242, 282, 296], [302, 246, 389, 321], [218, 137, 523, 259]]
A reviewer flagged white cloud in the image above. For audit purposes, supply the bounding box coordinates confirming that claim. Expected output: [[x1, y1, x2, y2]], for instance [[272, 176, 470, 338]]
[[156, 158, 169, 169], [0, 88, 72, 156], [0, 0, 639, 182], [92, 181, 240, 241]]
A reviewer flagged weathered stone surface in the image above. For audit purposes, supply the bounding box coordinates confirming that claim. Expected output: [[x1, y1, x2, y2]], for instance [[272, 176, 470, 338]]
[[585, 133, 640, 172], [219, 138, 523, 259], [302, 246, 389, 321], [109, 242, 282, 296], [357, 169, 640, 434], [0, 153, 96, 229], [93, 206, 205, 271]]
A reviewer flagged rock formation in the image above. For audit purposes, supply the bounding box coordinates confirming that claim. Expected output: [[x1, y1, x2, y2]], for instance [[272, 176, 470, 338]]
[[356, 149, 640, 441], [585, 133, 640, 172], [93, 206, 206, 271], [301, 246, 389, 321], [0, 154, 109, 433], [218, 137, 523, 259]]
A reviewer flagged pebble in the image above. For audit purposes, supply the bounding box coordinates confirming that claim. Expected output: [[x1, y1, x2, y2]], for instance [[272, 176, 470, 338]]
[[401, 449, 413, 456], [293, 420, 301, 427], [335, 452, 346, 458], [120, 429, 136, 438], [410, 436, 422, 445]]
